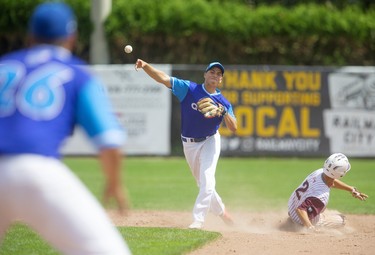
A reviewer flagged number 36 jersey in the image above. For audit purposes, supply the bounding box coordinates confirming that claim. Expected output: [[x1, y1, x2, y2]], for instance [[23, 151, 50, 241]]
[[0, 45, 124, 158], [288, 168, 330, 225]]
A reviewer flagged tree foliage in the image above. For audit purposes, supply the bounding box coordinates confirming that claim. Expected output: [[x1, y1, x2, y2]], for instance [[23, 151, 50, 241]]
[[0, 0, 374, 65]]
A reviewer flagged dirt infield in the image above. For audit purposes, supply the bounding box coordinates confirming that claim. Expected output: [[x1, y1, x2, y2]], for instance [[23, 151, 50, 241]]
[[109, 210, 375, 255]]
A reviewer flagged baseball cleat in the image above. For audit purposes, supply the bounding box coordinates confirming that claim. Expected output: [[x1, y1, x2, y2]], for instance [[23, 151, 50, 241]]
[[188, 221, 203, 229]]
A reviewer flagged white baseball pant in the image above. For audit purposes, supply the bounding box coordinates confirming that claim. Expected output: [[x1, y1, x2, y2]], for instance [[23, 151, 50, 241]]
[[182, 132, 225, 223], [0, 154, 131, 255], [315, 212, 346, 228]]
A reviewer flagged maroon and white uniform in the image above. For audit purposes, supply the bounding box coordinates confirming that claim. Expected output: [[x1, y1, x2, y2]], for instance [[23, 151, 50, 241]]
[[288, 168, 330, 225]]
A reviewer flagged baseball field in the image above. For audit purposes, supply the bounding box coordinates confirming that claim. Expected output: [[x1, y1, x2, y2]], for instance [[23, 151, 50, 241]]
[[1, 156, 374, 254]]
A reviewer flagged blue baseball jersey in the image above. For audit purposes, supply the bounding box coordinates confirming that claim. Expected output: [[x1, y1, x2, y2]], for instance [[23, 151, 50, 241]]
[[171, 77, 235, 138], [0, 45, 125, 158]]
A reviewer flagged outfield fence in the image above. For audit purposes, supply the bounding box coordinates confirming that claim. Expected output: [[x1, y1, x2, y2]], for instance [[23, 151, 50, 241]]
[[62, 65, 375, 158]]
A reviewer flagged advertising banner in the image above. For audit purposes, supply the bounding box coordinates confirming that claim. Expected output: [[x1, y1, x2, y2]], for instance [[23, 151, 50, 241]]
[[172, 65, 375, 157], [218, 66, 329, 156], [62, 64, 171, 155], [323, 68, 375, 157]]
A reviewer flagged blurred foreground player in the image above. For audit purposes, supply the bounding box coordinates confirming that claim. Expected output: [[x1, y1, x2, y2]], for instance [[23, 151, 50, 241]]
[[288, 153, 368, 231], [0, 2, 131, 254]]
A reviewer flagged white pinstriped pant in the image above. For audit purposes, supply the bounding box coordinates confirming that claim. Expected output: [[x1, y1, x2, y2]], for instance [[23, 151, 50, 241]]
[[182, 132, 225, 223], [0, 154, 131, 255]]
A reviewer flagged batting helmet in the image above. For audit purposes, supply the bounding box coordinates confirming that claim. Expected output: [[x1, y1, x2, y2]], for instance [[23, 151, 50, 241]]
[[323, 153, 351, 179]]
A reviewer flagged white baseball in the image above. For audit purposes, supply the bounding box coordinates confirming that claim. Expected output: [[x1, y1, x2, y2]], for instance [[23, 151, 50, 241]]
[[124, 45, 133, 54]]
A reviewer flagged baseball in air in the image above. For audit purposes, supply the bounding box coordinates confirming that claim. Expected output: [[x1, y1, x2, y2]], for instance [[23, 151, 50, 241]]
[[124, 45, 133, 54]]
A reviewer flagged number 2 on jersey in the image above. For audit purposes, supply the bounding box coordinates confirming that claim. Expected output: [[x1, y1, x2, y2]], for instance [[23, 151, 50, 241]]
[[295, 180, 309, 200]]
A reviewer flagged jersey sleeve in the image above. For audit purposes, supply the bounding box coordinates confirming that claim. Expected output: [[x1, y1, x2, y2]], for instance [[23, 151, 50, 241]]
[[171, 77, 190, 102], [298, 196, 325, 220], [226, 104, 236, 119], [75, 77, 126, 149]]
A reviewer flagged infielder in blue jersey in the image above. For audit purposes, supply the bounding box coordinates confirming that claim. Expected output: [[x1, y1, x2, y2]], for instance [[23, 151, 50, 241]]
[[135, 59, 237, 229], [0, 2, 131, 254]]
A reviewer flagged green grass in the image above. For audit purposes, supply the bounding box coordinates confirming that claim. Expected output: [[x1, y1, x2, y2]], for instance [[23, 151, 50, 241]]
[[110, 157, 374, 214], [121, 227, 220, 255], [0, 224, 220, 255], [1, 157, 374, 254], [0, 224, 58, 255]]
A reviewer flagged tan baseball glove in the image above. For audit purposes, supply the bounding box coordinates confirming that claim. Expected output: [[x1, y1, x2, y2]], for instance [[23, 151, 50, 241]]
[[197, 97, 226, 118]]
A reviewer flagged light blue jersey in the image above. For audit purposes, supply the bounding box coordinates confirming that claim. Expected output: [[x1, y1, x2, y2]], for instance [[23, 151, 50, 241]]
[[0, 45, 125, 158], [171, 77, 235, 138]]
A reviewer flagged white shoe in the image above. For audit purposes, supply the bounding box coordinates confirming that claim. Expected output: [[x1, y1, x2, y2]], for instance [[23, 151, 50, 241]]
[[188, 221, 203, 229]]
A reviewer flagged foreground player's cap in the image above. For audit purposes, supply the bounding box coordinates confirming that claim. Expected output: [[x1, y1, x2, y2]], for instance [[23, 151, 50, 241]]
[[29, 2, 77, 40], [205, 62, 225, 75]]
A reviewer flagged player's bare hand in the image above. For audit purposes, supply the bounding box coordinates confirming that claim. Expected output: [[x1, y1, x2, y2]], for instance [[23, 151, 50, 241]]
[[300, 225, 319, 234], [352, 189, 368, 201], [135, 59, 145, 71], [103, 183, 129, 215]]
